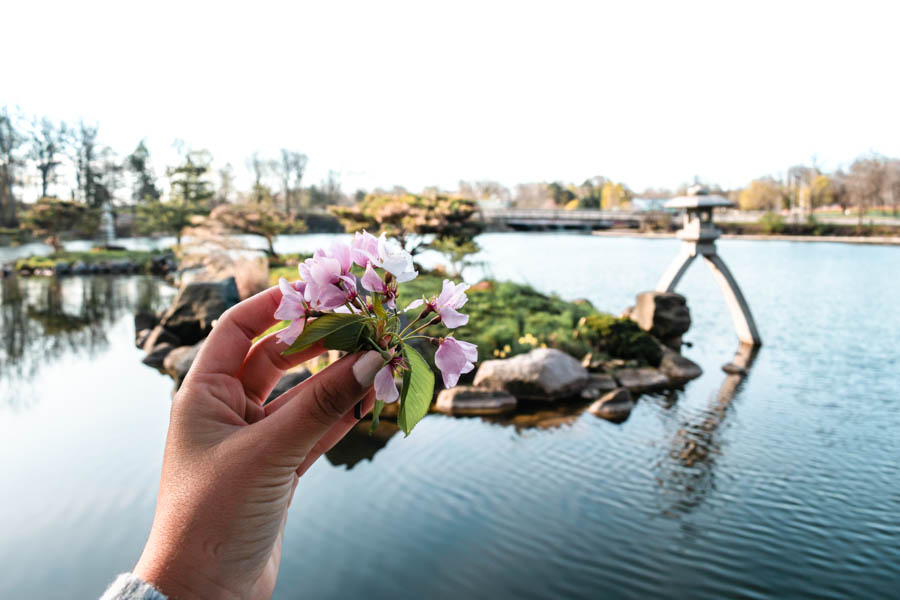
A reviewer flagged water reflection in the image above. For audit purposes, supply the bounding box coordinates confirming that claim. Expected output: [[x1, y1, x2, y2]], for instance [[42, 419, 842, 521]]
[[0, 275, 175, 405], [655, 344, 760, 516], [325, 420, 401, 468]]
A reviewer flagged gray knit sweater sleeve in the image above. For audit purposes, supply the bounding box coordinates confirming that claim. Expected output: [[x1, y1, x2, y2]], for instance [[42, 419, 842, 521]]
[[100, 573, 168, 600]]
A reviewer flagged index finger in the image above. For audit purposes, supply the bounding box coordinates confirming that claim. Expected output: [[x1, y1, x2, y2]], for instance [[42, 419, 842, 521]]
[[190, 285, 284, 377]]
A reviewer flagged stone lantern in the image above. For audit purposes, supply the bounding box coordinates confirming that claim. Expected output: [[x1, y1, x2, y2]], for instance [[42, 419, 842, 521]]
[[656, 187, 762, 347]]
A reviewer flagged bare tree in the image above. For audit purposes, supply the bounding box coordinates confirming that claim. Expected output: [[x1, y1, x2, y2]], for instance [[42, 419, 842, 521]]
[[847, 157, 885, 228], [279, 149, 307, 215], [215, 163, 236, 206], [29, 118, 68, 198], [885, 159, 900, 217], [247, 152, 267, 204]]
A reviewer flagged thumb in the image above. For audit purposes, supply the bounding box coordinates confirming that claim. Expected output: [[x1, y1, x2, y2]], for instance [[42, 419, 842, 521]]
[[251, 350, 384, 467]]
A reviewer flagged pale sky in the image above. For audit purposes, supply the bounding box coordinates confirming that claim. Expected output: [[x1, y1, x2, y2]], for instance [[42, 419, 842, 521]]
[[3, 0, 899, 197]]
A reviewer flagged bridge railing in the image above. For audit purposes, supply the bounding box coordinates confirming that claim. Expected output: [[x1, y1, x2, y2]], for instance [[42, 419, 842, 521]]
[[480, 208, 651, 221]]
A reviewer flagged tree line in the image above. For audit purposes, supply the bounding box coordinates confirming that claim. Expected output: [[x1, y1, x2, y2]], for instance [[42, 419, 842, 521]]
[[450, 159, 900, 220], [2, 105, 899, 248], [0, 106, 343, 233]]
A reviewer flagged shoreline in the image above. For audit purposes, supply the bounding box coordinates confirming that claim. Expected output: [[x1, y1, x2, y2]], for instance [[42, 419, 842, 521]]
[[590, 230, 900, 246]]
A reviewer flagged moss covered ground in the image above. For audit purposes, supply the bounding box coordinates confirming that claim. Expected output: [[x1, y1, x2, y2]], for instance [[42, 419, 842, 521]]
[[14, 249, 163, 272], [265, 261, 659, 366]]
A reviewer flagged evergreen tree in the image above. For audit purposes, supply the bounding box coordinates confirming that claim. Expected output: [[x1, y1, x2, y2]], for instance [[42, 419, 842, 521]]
[[126, 140, 160, 203], [138, 150, 213, 245]]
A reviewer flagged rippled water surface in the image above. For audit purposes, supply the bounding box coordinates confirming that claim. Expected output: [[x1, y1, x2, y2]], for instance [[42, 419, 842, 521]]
[[1, 234, 898, 599]]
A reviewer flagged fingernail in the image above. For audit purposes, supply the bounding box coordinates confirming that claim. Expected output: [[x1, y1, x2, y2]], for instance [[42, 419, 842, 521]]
[[352, 350, 383, 388]]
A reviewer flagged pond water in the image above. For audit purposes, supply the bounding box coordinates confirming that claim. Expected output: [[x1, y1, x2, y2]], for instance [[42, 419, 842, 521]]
[[1, 233, 898, 599]]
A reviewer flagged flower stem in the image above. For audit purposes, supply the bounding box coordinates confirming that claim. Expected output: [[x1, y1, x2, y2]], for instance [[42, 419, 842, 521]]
[[398, 306, 431, 337], [402, 315, 441, 340]]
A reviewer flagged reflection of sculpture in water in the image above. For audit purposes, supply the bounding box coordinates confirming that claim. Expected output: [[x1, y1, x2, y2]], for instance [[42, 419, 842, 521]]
[[0, 275, 174, 405], [655, 344, 759, 516], [325, 420, 401, 469]]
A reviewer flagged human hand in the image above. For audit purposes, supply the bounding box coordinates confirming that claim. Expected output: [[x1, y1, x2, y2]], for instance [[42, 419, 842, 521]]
[[133, 285, 382, 599]]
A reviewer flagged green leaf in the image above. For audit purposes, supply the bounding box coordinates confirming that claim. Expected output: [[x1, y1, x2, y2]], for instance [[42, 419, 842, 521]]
[[323, 318, 370, 352], [283, 313, 369, 355], [397, 344, 435, 436], [369, 399, 386, 434], [373, 293, 387, 320]]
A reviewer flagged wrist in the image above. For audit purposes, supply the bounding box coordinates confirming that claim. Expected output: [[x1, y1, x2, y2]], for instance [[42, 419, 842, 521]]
[[134, 540, 240, 600]]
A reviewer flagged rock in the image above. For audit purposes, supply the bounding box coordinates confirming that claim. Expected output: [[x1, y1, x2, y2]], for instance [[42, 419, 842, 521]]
[[630, 292, 691, 340], [71, 261, 89, 275], [142, 342, 175, 370], [660, 350, 702, 385], [580, 373, 619, 400], [54, 262, 71, 276], [660, 335, 682, 351], [158, 277, 240, 345], [265, 368, 313, 404], [435, 386, 517, 415], [379, 399, 400, 419], [108, 259, 136, 274], [473, 347, 589, 401], [589, 388, 634, 422], [135, 328, 151, 349], [468, 280, 494, 293], [142, 324, 181, 353], [163, 341, 205, 385], [150, 253, 177, 275], [722, 362, 747, 375], [614, 367, 670, 393], [134, 311, 160, 332]]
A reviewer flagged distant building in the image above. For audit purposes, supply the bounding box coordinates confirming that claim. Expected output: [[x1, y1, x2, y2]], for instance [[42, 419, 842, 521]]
[[477, 194, 511, 210], [631, 197, 669, 211]]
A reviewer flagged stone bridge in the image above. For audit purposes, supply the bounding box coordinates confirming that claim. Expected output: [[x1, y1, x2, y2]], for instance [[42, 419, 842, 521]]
[[479, 208, 654, 231]]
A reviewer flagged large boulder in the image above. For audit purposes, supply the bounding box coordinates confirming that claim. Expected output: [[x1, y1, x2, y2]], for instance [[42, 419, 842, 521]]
[[150, 253, 177, 275], [265, 368, 313, 404], [163, 341, 205, 386], [580, 373, 619, 400], [142, 342, 175, 370], [589, 388, 634, 422], [630, 292, 691, 347], [158, 277, 240, 345], [473, 348, 589, 401], [435, 387, 517, 415], [614, 367, 669, 393], [141, 324, 180, 353], [660, 350, 702, 385]]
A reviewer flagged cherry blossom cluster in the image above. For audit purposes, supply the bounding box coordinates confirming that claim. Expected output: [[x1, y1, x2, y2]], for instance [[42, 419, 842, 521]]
[[274, 231, 477, 407]]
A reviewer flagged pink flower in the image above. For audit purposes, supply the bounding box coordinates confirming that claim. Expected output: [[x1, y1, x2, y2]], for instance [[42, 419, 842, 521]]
[[374, 233, 417, 283], [361, 263, 400, 309], [350, 230, 380, 268], [274, 278, 308, 345], [374, 365, 399, 403], [275, 277, 307, 321], [434, 336, 478, 388], [298, 249, 356, 310], [275, 318, 305, 346], [406, 279, 470, 328], [361, 263, 387, 294]]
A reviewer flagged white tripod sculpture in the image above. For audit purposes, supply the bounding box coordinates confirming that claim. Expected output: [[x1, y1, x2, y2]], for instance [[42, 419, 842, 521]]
[[656, 192, 762, 347]]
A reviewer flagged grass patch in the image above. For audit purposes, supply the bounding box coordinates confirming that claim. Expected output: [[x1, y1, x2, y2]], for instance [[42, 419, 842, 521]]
[[15, 249, 162, 271]]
